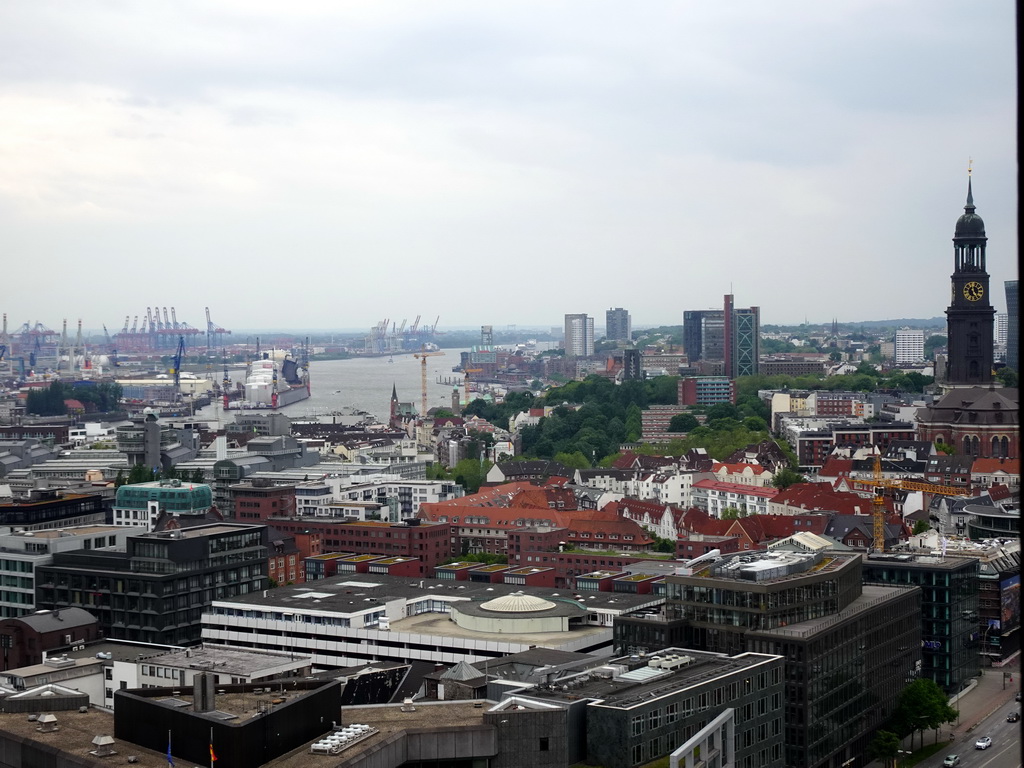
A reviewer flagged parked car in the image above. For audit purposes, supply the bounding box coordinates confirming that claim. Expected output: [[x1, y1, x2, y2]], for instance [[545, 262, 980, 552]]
[[1008, 711, 1021, 722], [975, 736, 992, 750], [942, 755, 961, 767]]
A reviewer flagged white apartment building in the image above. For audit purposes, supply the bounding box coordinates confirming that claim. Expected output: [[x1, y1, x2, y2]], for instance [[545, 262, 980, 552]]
[[0, 525, 146, 618], [894, 328, 925, 363], [295, 475, 463, 520], [564, 314, 595, 357]]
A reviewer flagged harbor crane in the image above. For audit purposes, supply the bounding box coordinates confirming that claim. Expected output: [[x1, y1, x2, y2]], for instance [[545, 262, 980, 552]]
[[102, 325, 118, 367], [412, 347, 445, 418], [121, 316, 130, 334], [169, 335, 185, 393], [848, 453, 971, 552], [205, 307, 231, 349]]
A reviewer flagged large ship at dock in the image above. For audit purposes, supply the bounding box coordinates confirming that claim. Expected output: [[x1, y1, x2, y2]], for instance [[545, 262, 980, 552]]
[[226, 348, 310, 410]]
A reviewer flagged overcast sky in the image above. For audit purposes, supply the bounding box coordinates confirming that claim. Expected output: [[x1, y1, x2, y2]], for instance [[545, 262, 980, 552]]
[[0, 1, 1016, 334]]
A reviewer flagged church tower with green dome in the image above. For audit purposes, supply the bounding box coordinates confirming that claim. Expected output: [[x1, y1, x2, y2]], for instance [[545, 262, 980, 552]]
[[945, 173, 995, 385]]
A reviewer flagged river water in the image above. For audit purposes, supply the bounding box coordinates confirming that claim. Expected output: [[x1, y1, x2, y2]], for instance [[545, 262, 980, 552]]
[[190, 349, 469, 424]]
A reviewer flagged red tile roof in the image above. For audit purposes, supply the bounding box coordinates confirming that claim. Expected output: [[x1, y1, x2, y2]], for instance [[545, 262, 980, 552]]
[[711, 462, 767, 475], [971, 457, 1020, 475], [692, 479, 779, 499], [818, 457, 854, 478], [771, 482, 871, 515]]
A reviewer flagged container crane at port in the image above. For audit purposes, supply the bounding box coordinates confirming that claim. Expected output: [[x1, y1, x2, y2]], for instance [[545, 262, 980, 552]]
[[221, 349, 233, 409], [205, 307, 231, 350], [849, 453, 971, 552], [169, 335, 185, 393], [102, 325, 118, 367], [413, 347, 444, 417]]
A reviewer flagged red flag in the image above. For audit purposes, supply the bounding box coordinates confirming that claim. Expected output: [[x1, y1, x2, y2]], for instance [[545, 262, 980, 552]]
[[209, 744, 217, 763]]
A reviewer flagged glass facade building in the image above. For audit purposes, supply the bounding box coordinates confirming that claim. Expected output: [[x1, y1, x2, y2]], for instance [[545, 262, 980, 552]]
[[862, 553, 980, 693], [638, 550, 923, 768]]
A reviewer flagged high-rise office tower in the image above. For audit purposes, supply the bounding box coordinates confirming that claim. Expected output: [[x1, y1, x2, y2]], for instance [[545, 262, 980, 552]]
[[1006, 280, 1019, 371], [622, 347, 642, 380], [725, 296, 760, 378], [605, 307, 631, 342], [945, 176, 994, 385], [686, 298, 758, 376], [683, 310, 725, 362], [564, 313, 595, 357]]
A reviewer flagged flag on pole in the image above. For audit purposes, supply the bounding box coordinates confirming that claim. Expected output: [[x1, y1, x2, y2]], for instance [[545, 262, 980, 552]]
[[210, 742, 217, 763], [167, 731, 175, 767]]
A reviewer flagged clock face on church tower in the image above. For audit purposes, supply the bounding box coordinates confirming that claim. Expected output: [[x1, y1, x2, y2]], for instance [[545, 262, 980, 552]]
[[963, 281, 984, 301]]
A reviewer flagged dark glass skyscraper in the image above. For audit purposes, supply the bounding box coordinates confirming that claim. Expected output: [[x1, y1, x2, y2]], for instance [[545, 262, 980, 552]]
[[1006, 279, 1018, 371], [605, 307, 631, 342]]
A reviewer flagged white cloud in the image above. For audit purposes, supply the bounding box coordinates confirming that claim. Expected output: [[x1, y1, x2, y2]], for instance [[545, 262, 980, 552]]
[[0, 0, 1015, 329]]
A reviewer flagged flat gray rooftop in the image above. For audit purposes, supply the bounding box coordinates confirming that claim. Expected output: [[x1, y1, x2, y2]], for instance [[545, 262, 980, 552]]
[[216, 572, 663, 615], [150, 645, 311, 676], [524, 649, 779, 710], [751, 583, 918, 639]]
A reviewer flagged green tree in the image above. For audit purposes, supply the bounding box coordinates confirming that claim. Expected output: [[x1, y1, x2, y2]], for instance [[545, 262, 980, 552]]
[[668, 413, 699, 433], [923, 334, 947, 358], [190, 468, 205, 484], [114, 469, 126, 488], [553, 451, 591, 470], [26, 381, 70, 416], [126, 464, 154, 484], [649, 534, 676, 553], [934, 440, 955, 456], [771, 468, 806, 490], [721, 507, 745, 519], [451, 458, 492, 494], [866, 730, 901, 768], [996, 367, 1018, 388], [625, 403, 643, 443], [893, 678, 958, 749], [912, 519, 930, 535]]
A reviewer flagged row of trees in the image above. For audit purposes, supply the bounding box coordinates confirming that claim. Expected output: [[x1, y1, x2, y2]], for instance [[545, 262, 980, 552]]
[[114, 465, 205, 487], [26, 381, 123, 416], [868, 678, 959, 765]]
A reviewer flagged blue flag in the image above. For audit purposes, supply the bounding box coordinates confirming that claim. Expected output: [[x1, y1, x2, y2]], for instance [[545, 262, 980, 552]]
[[167, 732, 175, 767]]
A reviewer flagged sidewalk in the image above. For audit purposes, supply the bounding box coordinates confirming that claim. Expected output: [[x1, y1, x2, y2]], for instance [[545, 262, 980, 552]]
[[865, 654, 1019, 766], [946, 653, 1019, 742]]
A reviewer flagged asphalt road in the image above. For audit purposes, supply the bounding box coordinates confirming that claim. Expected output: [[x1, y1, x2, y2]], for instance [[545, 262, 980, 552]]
[[914, 696, 1022, 768]]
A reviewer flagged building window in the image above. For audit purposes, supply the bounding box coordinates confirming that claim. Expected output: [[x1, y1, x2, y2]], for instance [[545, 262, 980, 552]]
[[539, 737, 549, 751]]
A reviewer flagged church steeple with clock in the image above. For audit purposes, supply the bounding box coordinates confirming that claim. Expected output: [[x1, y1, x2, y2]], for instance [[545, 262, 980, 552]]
[[944, 172, 994, 385]]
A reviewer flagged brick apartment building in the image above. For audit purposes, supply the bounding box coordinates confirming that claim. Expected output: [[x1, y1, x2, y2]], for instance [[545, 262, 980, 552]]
[[678, 377, 735, 406], [232, 480, 297, 522], [266, 518, 456, 571]]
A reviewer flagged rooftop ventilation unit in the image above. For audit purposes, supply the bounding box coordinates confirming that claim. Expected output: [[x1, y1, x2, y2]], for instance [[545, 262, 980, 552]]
[[90, 735, 116, 757], [36, 713, 59, 733]]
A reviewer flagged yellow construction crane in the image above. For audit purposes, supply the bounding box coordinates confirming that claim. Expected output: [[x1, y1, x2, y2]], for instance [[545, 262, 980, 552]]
[[412, 347, 445, 418], [463, 368, 483, 411], [848, 454, 971, 552]]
